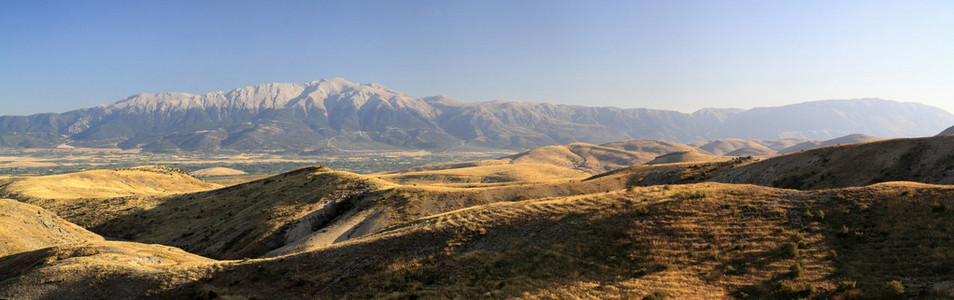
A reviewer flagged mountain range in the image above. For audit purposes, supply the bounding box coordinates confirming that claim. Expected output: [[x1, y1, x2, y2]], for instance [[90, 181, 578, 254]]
[[1, 78, 951, 153]]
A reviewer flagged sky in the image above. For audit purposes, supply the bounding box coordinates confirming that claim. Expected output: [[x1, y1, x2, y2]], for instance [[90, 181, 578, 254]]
[[1, 0, 953, 116]]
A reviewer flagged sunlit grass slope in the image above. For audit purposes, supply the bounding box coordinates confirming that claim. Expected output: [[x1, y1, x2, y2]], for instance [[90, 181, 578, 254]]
[[399, 140, 712, 175], [0, 241, 214, 299], [646, 150, 728, 165], [0, 166, 219, 200], [0, 199, 104, 257], [376, 163, 591, 187]]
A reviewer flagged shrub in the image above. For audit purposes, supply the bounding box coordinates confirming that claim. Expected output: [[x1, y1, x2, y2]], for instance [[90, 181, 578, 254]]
[[674, 190, 707, 200], [781, 242, 799, 259], [789, 262, 803, 278], [836, 280, 856, 292], [883, 280, 904, 297], [643, 290, 668, 300], [832, 193, 847, 201], [932, 202, 946, 213]]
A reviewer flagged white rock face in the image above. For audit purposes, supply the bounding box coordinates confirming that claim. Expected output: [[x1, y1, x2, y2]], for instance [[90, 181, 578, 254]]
[[106, 78, 420, 114]]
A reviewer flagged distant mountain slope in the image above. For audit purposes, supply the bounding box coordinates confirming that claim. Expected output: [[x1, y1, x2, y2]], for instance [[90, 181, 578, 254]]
[[712, 99, 952, 140], [0, 79, 950, 152], [939, 125, 954, 136]]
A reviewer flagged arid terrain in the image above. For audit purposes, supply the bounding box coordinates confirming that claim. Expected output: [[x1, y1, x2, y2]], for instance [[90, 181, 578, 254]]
[[1, 134, 954, 299]]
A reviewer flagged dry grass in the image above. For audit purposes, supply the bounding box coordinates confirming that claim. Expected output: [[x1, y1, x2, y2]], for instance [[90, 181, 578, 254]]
[[85, 181, 948, 299], [0, 166, 219, 200], [646, 150, 729, 165], [1, 174, 953, 298], [711, 135, 954, 189], [399, 140, 709, 175], [376, 163, 590, 187], [189, 167, 247, 177], [3, 135, 954, 299], [0, 241, 214, 299], [0, 199, 104, 256]]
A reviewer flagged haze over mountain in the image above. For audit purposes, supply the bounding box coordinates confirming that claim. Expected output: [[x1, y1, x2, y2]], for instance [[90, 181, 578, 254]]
[[0, 78, 950, 153]]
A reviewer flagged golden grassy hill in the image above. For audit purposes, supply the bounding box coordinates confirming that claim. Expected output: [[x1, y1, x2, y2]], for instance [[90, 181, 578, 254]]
[[0, 199, 104, 256], [0, 166, 219, 200], [83, 166, 391, 260], [501, 142, 646, 174], [95, 163, 649, 260], [692, 138, 777, 156], [0, 240, 214, 299], [711, 135, 954, 189], [646, 150, 728, 165], [189, 167, 247, 177], [599, 139, 703, 156], [5, 181, 954, 299], [376, 163, 591, 187], [400, 140, 706, 175], [725, 147, 775, 157], [0, 164, 635, 261]]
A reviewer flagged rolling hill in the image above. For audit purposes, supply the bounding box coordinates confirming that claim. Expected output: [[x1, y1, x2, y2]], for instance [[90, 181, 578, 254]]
[[0, 166, 218, 200], [779, 134, 884, 154], [692, 138, 779, 156], [3, 180, 953, 298], [646, 150, 727, 165], [0, 199, 104, 256], [5, 135, 954, 298], [711, 135, 954, 189], [399, 139, 710, 175]]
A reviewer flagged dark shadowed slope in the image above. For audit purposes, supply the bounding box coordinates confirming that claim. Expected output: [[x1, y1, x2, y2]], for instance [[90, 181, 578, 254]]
[[711, 135, 954, 189], [779, 134, 884, 154]]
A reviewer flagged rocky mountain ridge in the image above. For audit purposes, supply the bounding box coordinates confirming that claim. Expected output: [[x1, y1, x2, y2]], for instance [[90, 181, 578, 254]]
[[1, 78, 951, 153]]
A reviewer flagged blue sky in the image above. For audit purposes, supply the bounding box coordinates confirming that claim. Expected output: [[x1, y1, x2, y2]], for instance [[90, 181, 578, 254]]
[[1, 0, 952, 115]]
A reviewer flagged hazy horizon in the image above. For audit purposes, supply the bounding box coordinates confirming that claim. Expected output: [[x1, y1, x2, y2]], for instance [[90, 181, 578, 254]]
[[2, 1, 952, 116]]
